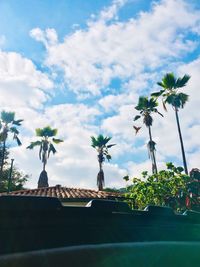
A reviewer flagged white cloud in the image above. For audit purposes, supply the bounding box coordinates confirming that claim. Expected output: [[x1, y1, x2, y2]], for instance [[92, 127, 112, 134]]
[[30, 0, 200, 97], [96, 0, 128, 22], [0, 51, 53, 110]]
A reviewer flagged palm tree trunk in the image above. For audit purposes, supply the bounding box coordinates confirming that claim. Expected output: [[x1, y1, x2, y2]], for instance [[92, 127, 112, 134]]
[[148, 126, 158, 175], [97, 155, 104, 191], [175, 108, 188, 175], [0, 140, 6, 178], [43, 161, 46, 171]]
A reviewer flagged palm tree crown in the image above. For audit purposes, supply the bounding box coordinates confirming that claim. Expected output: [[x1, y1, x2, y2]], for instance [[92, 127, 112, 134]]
[[152, 73, 190, 110], [27, 126, 63, 171], [91, 134, 115, 191], [134, 96, 163, 127], [0, 111, 23, 146]]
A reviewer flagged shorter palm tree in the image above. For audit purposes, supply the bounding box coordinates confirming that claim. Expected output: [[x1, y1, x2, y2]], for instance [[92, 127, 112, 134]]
[[151, 73, 190, 175], [133, 96, 163, 175], [27, 126, 63, 188], [0, 111, 23, 177], [91, 134, 115, 191]]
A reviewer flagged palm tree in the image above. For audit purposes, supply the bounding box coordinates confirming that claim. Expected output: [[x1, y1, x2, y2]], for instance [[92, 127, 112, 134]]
[[27, 126, 63, 188], [91, 134, 115, 191], [151, 73, 190, 175], [0, 111, 23, 177], [133, 96, 163, 175]]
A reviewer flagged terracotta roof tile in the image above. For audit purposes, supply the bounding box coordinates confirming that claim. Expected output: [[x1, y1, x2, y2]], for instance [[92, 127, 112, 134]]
[[4, 185, 121, 200]]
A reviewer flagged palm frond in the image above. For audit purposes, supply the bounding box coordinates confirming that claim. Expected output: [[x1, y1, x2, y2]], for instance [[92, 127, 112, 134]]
[[107, 144, 116, 148], [1, 111, 15, 123], [14, 134, 22, 146], [13, 119, 23, 126], [178, 92, 189, 108], [161, 73, 176, 89], [36, 126, 58, 137], [26, 141, 42, 149], [175, 74, 190, 88], [135, 97, 148, 111], [91, 136, 98, 148], [48, 143, 57, 157], [52, 138, 64, 144], [151, 90, 165, 97], [155, 109, 163, 117], [133, 115, 141, 121], [162, 100, 168, 111], [10, 127, 19, 134], [106, 154, 112, 161]]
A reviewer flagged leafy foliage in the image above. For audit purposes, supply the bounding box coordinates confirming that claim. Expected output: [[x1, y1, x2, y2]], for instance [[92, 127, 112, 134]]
[[0, 111, 23, 175], [124, 163, 193, 212], [0, 144, 28, 193]]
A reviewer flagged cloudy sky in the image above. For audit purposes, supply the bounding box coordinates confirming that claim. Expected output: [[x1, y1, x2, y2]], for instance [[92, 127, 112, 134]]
[[0, 0, 200, 189]]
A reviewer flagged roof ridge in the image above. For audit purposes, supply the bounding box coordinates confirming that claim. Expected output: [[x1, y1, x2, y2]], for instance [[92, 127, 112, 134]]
[[1, 185, 122, 199]]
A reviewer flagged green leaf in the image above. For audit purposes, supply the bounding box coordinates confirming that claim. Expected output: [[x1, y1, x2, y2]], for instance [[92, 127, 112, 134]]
[[123, 175, 129, 181], [176, 166, 184, 173]]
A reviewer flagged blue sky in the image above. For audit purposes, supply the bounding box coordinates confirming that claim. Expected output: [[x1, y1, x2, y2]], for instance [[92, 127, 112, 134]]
[[0, 0, 200, 189]]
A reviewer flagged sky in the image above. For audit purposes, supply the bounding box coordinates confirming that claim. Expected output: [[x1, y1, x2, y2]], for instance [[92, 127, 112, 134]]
[[0, 0, 200, 190]]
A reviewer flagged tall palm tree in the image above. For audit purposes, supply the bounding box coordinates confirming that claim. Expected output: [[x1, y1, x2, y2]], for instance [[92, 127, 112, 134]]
[[91, 134, 115, 191], [27, 126, 63, 188], [0, 111, 23, 176], [133, 96, 163, 175], [151, 73, 190, 175]]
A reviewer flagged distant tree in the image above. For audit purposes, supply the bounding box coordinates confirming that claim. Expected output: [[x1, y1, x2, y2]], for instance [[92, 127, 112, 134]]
[[27, 126, 63, 188], [133, 96, 163, 175], [151, 73, 190, 175], [91, 135, 115, 191], [0, 144, 28, 193], [0, 111, 23, 177]]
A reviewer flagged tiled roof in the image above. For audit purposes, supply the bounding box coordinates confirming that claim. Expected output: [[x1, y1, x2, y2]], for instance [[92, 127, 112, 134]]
[[6, 185, 122, 200]]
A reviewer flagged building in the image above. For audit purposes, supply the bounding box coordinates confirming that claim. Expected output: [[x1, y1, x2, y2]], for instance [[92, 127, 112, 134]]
[[6, 185, 123, 206]]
